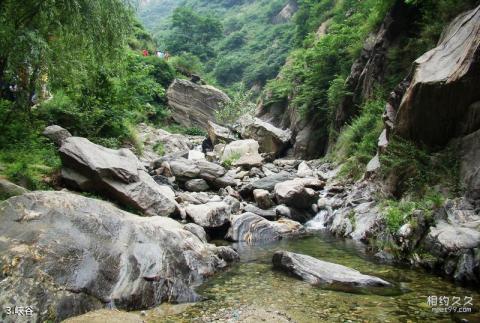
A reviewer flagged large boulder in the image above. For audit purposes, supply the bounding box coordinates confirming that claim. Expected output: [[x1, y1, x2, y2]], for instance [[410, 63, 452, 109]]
[[220, 139, 260, 162], [59, 137, 176, 216], [238, 116, 292, 157], [459, 128, 480, 202], [185, 202, 231, 229], [392, 5, 480, 147], [136, 123, 193, 162], [207, 120, 237, 145], [0, 178, 28, 200], [272, 251, 391, 288], [0, 192, 237, 322], [166, 79, 230, 130], [184, 179, 210, 192], [168, 157, 226, 184], [225, 212, 304, 243], [240, 172, 294, 197], [42, 125, 72, 146], [274, 178, 325, 209]]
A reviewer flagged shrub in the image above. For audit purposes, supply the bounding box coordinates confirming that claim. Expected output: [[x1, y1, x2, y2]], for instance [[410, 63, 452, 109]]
[[215, 83, 256, 124], [335, 97, 385, 179]]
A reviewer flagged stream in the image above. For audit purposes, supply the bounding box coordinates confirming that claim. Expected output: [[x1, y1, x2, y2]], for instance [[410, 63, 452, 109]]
[[143, 228, 479, 322]]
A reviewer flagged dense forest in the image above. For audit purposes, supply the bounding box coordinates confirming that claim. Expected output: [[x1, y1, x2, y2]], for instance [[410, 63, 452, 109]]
[[1, 0, 480, 322]]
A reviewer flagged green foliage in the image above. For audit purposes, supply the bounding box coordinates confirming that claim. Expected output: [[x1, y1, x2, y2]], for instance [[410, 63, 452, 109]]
[[222, 152, 241, 168], [381, 190, 443, 235], [380, 137, 460, 197], [153, 142, 165, 156], [140, 0, 295, 87], [0, 0, 133, 111], [165, 7, 223, 61], [161, 124, 206, 137], [38, 53, 168, 146], [215, 84, 256, 124], [335, 97, 386, 179], [168, 52, 204, 77]]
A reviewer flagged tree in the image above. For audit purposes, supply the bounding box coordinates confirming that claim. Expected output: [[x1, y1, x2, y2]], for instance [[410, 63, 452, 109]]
[[165, 7, 222, 60], [0, 0, 132, 115]]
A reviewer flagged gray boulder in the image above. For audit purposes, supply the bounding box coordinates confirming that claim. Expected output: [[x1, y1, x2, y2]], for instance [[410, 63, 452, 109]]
[[185, 202, 230, 229], [167, 79, 230, 129], [238, 116, 292, 156], [43, 125, 72, 146], [0, 192, 236, 322], [183, 223, 208, 243], [253, 188, 275, 209], [207, 120, 237, 144], [243, 204, 277, 220], [272, 251, 391, 288], [274, 178, 324, 209], [169, 157, 226, 184], [185, 179, 210, 192], [59, 137, 176, 216], [390, 5, 480, 147], [240, 172, 294, 197], [136, 123, 193, 163], [0, 178, 28, 200], [226, 212, 304, 242]]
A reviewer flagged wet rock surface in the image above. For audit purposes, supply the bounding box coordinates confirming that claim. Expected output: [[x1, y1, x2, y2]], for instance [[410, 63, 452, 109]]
[[272, 251, 391, 288]]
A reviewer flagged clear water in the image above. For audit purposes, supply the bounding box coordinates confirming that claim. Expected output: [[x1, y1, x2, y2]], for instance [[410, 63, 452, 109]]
[[149, 233, 480, 322]]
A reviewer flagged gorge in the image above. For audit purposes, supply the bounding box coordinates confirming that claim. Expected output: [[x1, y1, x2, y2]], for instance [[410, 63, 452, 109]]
[[1, 0, 480, 322]]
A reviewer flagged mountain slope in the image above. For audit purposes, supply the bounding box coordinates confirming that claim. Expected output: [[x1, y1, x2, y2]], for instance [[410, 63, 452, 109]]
[[137, 0, 297, 89]]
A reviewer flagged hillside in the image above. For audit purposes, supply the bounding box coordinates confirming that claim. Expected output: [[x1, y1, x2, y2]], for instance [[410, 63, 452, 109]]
[[138, 0, 297, 90], [1, 0, 480, 322]]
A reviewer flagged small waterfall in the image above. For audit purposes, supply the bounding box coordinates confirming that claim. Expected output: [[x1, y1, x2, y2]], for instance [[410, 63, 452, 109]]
[[305, 209, 329, 230]]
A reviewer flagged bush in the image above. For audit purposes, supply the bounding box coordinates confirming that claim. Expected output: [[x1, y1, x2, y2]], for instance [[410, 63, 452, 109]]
[[215, 84, 256, 124], [335, 97, 385, 179], [169, 52, 204, 77]]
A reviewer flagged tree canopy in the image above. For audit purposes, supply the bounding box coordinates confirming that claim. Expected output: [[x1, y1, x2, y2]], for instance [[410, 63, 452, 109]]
[[165, 7, 222, 61]]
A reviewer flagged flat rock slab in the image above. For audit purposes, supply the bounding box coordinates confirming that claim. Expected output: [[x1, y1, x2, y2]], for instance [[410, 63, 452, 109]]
[[272, 251, 391, 288]]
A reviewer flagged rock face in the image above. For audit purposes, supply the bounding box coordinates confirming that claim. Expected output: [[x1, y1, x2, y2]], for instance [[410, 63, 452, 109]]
[[59, 137, 176, 216], [272, 0, 298, 24], [334, 0, 417, 130], [419, 198, 480, 284], [256, 94, 325, 159], [226, 212, 304, 243], [459, 128, 480, 202], [0, 192, 236, 322], [166, 79, 230, 130], [272, 251, 391, 288], [384, 5, 480, 148]]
